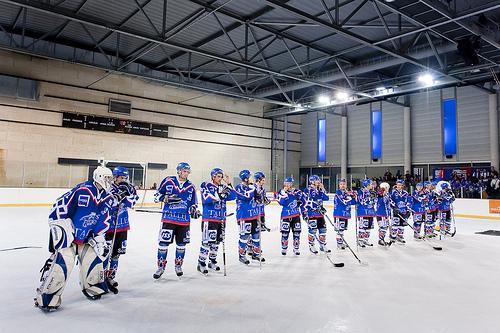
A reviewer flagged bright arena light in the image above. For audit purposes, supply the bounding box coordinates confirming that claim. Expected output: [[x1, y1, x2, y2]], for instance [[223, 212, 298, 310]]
[[336, 91, 349, 102], [318, 94, 331, 105], [418, 73, 435, 86]]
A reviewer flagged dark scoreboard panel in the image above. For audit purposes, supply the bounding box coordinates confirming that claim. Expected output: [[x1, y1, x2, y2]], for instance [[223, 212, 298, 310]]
[[62, 113, 168, 138]]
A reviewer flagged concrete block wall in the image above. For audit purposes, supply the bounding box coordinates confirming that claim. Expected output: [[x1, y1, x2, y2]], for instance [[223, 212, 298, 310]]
[[0, 50, 300, 188]]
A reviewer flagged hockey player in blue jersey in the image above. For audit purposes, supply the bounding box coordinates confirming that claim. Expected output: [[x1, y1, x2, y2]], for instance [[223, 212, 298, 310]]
[[197, 168, 236, 275], [278, 177, 307, 255], [304, 175, 331, 254], [105, 166, 138, 293], [247, 171, 271, 256], [356, 179, 377, 247], [235, 170, 264, 264], [375, 182, 391, 246], [437, 182, 455, 235], [153, 162, 200, 279], [34, 166, 115, 311], [333, 179, 356, 249], [424, 181, 439, 238], [389, 179, 412, 244], [411, 182, 427, 239]]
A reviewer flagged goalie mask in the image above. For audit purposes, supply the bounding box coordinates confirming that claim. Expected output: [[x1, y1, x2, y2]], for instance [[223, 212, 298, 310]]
[[93, 166, 113, 193]]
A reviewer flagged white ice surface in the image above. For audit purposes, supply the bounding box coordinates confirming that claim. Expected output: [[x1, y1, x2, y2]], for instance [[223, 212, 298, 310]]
[[0, 205, 499, 333]]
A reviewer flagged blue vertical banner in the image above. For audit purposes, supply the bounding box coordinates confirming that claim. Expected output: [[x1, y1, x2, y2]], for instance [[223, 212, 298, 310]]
[[443, 99, 457, 155], [371, 110, 382, 160], [317, 118, 326, 162]]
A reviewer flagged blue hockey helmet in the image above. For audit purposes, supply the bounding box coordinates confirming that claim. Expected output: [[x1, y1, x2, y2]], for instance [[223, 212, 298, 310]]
[[112, 166, 129, 178], [431, 180, 438, 186], [396, 179, 405, 185], [362, 179, 372, 188], [441, 182, 450, 189], [239, 169, 251, 181], [176, 162, 191, 173], [338, 178, 347, 184], [254, 171, 265, 181], [210, 167, 224, 178], [284, 176, 294, 184], [416, 182, 424, 188], [424, 181, 431, 187], [309, 175, 321, 183]]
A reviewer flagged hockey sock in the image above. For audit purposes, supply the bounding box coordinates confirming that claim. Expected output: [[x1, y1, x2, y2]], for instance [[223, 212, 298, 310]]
[[209, 243, 219, 262], [379, 227, 387, 240], [292, 232, 300, 250], [318, 228, 327, 247], [198, 243, 209, 264], [107, 256, 119, 279], [251, 234, 261, 256], [157, 246, 168, 268], [175, 244, 186, 267], [397, 227, 404, 238], [337, 231, 344, 246], [239, 234, 250, 256], [390, 226, 398, 240], [281, 232, 289, 250], [308, 227, 317, 245], [365, 230, 371, 241]]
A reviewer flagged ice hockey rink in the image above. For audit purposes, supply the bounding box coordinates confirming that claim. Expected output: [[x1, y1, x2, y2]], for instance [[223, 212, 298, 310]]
[[1, 202, 499, 333]]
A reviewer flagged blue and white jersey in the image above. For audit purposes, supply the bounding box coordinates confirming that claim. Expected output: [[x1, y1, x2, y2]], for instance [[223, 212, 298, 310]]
[[303, 186, 329, 218], [200, 182, 236, 223], [411, 190, 427, 214], [277, 188, 306, 219], [425, 190, 439, 212], [356, 189, 376, 217], [439, 190, 455, 211], [107, 182, 139, 234], [390, 189, 411, 214], [333, 190, 356, 219], [154, 176, 197, 226], [48, 181, 114, 244], [376, 191, 391, 217], [235, 183, 260, 221]]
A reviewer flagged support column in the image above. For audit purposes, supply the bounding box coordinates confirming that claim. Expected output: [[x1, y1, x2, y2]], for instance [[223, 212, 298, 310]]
[[284, 115, 288, 180], [403, 106, 412, 174], [341, 110, 347, 180], [489, 93, 499, 171]]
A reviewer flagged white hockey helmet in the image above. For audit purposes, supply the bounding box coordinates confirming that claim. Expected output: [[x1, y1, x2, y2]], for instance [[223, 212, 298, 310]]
[[380, 182, 390, 192], [93, 166, 113, 192]]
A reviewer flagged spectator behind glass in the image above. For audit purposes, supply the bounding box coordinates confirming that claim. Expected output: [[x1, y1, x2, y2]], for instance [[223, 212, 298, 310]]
[[383, 169, 393, 181]]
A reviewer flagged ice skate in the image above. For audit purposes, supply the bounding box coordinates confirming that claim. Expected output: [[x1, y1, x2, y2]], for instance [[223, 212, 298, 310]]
[[175, 265, 183, 277], [309, 244, 318, 254], [208, 260, 220, 271], [197, 262, 209, 275], [153, 266, 165, 280]]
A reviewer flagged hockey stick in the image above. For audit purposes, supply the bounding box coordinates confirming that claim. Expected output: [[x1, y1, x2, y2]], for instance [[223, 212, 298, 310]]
[[450, 204, 457, 237], [221, 220, 227, 277], [324, 214, 364, 265], [312, 232, 344, 267]]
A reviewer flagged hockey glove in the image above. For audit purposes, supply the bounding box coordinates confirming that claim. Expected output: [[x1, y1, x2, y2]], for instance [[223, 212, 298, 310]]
[[261, 222, 271, 232], [164, 194, 183, 204], [296, 199, 303, 206], [218, 185, 232, 200], [189, 205, 202, 219], [88, 234, 110, 261], [263, 195, 271, 205], [302, 212, 309, 223]]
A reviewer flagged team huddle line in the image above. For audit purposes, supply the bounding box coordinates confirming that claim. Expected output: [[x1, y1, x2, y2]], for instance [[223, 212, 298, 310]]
[[33, 163, 456, 312]]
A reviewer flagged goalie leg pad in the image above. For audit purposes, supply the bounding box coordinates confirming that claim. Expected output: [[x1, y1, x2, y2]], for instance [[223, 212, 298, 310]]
[[78, 244, 107, 297], [35, 246, 76, 310], [48, 218, 74, 252]]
